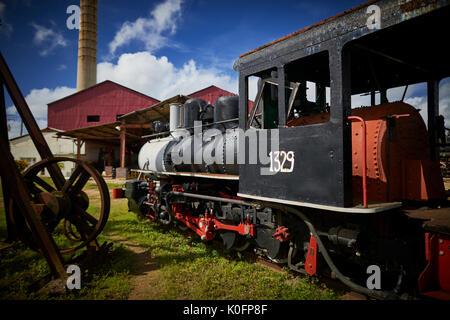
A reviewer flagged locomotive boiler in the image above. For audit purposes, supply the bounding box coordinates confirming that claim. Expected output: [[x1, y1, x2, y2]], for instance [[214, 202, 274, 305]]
[[120, 1, 450, 300], [138, 96, 240, 176]]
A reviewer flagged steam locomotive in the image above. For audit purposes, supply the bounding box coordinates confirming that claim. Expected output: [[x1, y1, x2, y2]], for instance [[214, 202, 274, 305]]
[[119, 1, 450, 299]]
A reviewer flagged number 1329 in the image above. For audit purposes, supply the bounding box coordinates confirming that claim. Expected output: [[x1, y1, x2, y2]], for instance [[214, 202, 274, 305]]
[[269, 151, 295, 173]]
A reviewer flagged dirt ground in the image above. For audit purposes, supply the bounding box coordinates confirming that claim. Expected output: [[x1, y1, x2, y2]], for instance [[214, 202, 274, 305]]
[[107, 235, 161, 300]]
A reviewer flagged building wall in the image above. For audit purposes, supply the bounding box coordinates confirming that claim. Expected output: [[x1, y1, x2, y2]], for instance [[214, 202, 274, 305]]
[[48, 81, 159, 131], [9, 131, 83, 178]]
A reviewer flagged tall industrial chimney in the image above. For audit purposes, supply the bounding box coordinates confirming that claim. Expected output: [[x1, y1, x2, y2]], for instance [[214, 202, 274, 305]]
[[76, 0, 97, 91]]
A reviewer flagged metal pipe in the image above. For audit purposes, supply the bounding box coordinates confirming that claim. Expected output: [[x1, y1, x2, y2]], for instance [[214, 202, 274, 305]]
[[169, 191, 254, 206], [348, 116, 367, 208]]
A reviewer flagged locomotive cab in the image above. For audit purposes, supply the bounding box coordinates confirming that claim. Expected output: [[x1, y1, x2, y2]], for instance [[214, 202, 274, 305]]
[[235, 6, 449, 211]]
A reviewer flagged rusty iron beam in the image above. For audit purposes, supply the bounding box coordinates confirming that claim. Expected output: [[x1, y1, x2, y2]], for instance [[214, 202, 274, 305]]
[[0, 52, 66, 189], [0, 136, 67, 279], [0, 81, 16, 242]]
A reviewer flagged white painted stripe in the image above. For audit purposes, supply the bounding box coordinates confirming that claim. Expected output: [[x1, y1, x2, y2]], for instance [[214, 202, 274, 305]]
[[237, 193, 402, 214], [130, 169, 240, 180]]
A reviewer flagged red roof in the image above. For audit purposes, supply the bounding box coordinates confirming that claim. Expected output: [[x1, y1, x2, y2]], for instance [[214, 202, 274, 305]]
[[188, 85, 237, 105], [187, 85, 253, 111]]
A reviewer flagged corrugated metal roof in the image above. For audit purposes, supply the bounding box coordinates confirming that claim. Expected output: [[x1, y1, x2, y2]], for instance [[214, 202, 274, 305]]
[[57, 94, 189, 141], [117, 94, 190, 124], [57, 121, 122, 141]]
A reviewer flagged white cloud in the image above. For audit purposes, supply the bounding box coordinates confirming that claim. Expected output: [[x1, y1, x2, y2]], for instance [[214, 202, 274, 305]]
[[405, 96, 428, 124], [7, 118, 47, 138], [350, 81, 450, 127], [97, 51, 238, 100], [7, 119, 23, 138], [7, 50, 239, 137], [109, 0, 183, 55], [7, 86, 76, 138], [30, 22, 68, 56], [6, 105, 16, 116], [0, 2, 13, 37]]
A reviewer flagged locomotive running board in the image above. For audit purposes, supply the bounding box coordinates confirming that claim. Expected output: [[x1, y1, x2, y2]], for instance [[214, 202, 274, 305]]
[[237, 193, 402, 214], [130, 169, 239, 180]]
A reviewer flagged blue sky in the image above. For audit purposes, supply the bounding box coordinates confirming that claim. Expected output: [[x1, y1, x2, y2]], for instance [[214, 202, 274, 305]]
[[0, 0, 363, 92], [1, 0, 449, 137]]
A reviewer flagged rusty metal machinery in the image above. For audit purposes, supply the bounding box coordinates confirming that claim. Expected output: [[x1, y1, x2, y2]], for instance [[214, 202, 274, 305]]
[[9, 158, 110, 254], [0, 51, 110, 282]]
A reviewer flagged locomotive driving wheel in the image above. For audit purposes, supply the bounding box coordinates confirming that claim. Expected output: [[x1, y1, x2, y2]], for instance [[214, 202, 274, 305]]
[[9, 157, 110, 254]]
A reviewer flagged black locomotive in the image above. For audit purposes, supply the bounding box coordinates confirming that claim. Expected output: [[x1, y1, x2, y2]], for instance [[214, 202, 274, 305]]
[[121, 1, 450, 299]]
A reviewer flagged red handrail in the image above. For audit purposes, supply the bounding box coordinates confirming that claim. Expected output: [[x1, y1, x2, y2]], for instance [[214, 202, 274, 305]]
[[348, 116, 367, 208]]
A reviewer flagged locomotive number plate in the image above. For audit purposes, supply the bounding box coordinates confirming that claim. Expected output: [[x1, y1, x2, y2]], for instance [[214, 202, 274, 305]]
[[269, 151, 295, 173]]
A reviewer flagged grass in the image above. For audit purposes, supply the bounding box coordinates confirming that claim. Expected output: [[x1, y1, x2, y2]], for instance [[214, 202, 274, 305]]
[[0, 177, 339, 300]]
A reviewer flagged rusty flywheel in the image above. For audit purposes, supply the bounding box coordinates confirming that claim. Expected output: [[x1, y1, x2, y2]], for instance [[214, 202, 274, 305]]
[[9, 157, 110, 254]]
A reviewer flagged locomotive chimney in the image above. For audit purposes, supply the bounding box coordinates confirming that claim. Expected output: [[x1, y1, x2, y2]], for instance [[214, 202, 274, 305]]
[[76, 0, 97, 91], [169, 103, 183, 132]]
